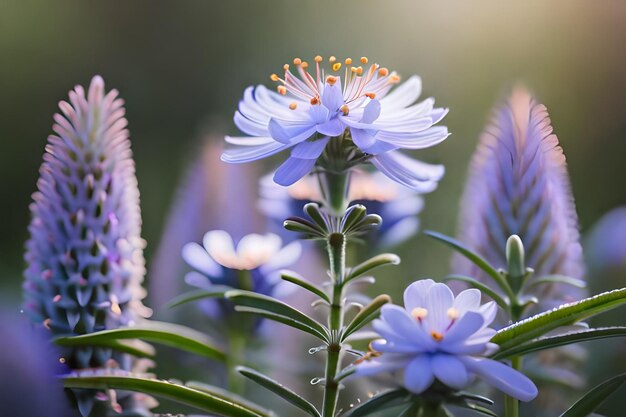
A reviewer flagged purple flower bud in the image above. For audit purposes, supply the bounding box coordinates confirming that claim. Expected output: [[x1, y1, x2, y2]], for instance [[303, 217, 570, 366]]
[[23, 76, 153, 416], [455, 87, 585, 305]]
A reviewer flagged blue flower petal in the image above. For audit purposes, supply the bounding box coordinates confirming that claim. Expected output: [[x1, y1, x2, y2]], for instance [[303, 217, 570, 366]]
[[440, 311, 483, 345], [462, 357, 538, 402], [182, 242, 222, 276], [424, 283, 455, 333], [403, 279, 436, 312], [351, 128, 377, 151], [316, 118, 345, 137], [322, 84, 344, 112], [361, 99, 381, 123], [273, 156, 317, 186], [269, 119, 316, 144], [290, 137, 330, 159], [221, 141, 292, 163], [404, 355, 434, 394], [432, 354, 470, 389], [370, 151, 444, 192]]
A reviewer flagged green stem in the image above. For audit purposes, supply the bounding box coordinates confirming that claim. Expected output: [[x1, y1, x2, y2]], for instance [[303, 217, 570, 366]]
[[226, 330, 246, 395], [320, 171, 350, 215], [322, 233, 347, 416]]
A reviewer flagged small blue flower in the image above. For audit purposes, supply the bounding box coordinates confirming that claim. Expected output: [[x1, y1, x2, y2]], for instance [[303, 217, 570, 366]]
[[355, 279, 538, 402], [222, 56, 448, 191], [182, 230, 301, 318], [258, 169, 424, 247]]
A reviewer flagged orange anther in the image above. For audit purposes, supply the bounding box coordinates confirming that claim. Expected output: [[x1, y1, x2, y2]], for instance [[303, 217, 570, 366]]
[[270, 73, 280, 82], [314, 55, 323, 62], [365, 92, 376, 99], [293, 58, 302, 65], [289, 102, 297, 110], [378, 67, 389, 77], [277, 86, 287, 95], [326, 75, 337, 86], [360, 56, 368, 64], [340, 104, 349, 115]]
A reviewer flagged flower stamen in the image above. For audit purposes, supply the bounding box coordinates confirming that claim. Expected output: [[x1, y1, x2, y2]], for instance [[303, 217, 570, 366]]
[[411, 307, 428, 321], [430, 331, 444, 342]]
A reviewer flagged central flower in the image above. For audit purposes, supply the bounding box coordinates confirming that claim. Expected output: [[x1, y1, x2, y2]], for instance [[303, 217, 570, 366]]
[[354, 279, 538, 402], [222, 55, 450, 191]]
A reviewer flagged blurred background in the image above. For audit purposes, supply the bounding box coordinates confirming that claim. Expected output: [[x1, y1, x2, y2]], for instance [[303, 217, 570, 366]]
[[1, 0, 626, 415]]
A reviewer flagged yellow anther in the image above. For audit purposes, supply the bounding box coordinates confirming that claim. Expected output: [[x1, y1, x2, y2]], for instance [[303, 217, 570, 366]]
[[332, 62, 342, 71], [430, 331, 444, 342], [293, 58, 302, 65], [360, 56, 369, 64], [301, 61, 309, 69], [345, 57, 353, 65], [314, 55, 323, 63], [111, 301, 122, 315], [365, 92, 376, 99], [270, 73, 280, 82], [310, 96, 319, 105], [329, 56, 337, 63], [411, 307, 428, 320], [277, 86, 287, 95], [340, 104, 349, 115], [356, 66, 363, 76], [326, 75, 337, 86], [283, 64, 290, 71], [289, 102, 297, 110], [351, 66, 358, 73], [378, 67, 389, 77], [447, 307, 460, 320]]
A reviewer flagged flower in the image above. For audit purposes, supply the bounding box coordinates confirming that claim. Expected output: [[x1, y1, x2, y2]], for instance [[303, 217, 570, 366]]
[[355, 279, 538, 402], [22, 76, 153, 416], [182, 230, 301, 318], [259, 169, 424, 247], [222, 55, 448, 191], [454, 87, 585, 306]]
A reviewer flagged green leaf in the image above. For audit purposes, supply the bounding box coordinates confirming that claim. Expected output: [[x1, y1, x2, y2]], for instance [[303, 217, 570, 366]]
[[560, 373, 626, 417], [55, 337, 156, 358], [492, 287, 626, 349], [443, 274, 509, 310], [346, 253, 401, 283], [493, 327, 626, 359], [424, 230, 514, 298], [304, 202, 329, 231], [63, 375, 273, 417], [237, 366, 320, 417], [226, 290, 329, 342], [186, 380, 274, 417], [281, 270, 329, 303], [55, 321, 226, 362], [342, 388, 411, 417], [165, 285, 233, 309], [342, 295, 391, 341], [234, 306, 329, 342], [528, 275, 586, 289]]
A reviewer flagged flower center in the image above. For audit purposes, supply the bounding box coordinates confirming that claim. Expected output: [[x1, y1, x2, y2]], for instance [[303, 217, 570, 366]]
[[269, 55, 401, 111], [430, 331, 444, 341]]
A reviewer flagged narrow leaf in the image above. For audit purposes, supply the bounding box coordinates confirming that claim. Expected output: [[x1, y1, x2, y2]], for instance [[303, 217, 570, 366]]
[[424, 230, 513, 296], [55, 337, 156, 358], [226, 290, 329, 342], [343, 389, 411, 417], [346, 254, 401, 283], [492, 287, 626, 349], [560, 373, 626, 417], [281, 270, 329, 303], [186, 380, 273, 417], [235, 306, 329, 342], [493, 327, 626, 360], [528, 275, 586, 289], [165, 285, 233, 309], [55, 321, 226, 361], [342, 295, 391, 341], [63, 375, 272, 417], [443, 274, 509, 310], [237, 366, 320, 417]]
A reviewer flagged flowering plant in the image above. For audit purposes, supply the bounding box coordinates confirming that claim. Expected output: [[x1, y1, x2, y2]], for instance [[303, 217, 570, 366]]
[[18, 57, 626, 417]]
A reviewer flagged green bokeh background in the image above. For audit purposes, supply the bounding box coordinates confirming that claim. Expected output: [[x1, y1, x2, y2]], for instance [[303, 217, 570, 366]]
[[1, 0, 625, 415]]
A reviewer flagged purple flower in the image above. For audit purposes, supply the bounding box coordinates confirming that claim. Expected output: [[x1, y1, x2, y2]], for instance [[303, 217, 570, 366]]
[[454, 87, 585, 306], [259, 169, 424, 247], [221, 56, 448, 191], [586, 206, 626, 271], [355, 279, 538, 402], [22, 76, 153, 416], [182, 230, 301, 318]]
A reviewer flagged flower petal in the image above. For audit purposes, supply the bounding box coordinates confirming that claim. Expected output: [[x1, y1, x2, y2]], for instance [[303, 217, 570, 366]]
[[370, 151, 444, 192], [380, 75, 422, 110], [221, 141, 292, 163], [203, 230, 238, 268], [432, 354, 470, 389], [441, 311, 484, 345], [182, 242, 222, 276], [403, 279, 436, 312], [453, 288, 482, 314], [423, 282, 455, 333], [322, 83, 344, 112], [462, 357, 538, 402], [269, 119, 316, 144], [316, 118, 345, 137], [261, 241, 302, 272], [361, 99, 381, 124], [404, 355, 434, 394], [273, 156, 317, 186]]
